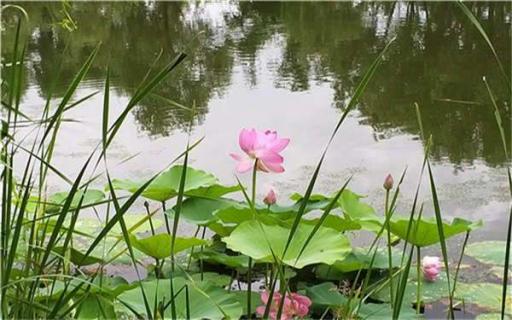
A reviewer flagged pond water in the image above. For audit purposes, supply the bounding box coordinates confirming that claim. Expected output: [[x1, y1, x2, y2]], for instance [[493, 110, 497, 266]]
[[2, 2, 511, 246]]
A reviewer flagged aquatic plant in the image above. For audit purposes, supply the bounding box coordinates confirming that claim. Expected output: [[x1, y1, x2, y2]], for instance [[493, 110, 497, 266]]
[[1, 4, 510, 320]]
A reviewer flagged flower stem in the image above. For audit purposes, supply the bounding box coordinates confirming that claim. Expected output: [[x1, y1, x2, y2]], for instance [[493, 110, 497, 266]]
[[247, 159, 258, 319], [416, 245, 422, 314], [385, 189, 394, 305]]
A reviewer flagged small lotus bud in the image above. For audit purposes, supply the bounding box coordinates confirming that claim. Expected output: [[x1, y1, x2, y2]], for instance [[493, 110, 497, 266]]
[[383, 174, 394, 191], [422, 256, 441, 282], [263, 187, 277, 206]]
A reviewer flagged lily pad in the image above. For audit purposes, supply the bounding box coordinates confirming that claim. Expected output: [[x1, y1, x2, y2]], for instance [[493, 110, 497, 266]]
[[223, 220, 351, 268], [455, 282, 512, 315], [305, 282, 348, 307], [170, 197, 238, 226], [466, 241, 508, 266], [389, 217, 482, 247], [46, 189, 106, 213], [116, 278, 242, 319], [112, 166, 238, 202], [52, 246, 103, 266], [194, 250, 250, 268], [130, 233, 207, 259]]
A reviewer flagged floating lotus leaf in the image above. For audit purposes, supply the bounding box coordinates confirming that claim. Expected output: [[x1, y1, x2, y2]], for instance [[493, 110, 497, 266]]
[[116, 278, 242, 319], [305, 282, 347, 307], [112, 166, 238, 201], [389, 217, 482, 247], [454, 282, 512, 315], [169, 197, 238, 226], [51, 246, 103, 266], [223, 220, 351, 268], [45, 189, 106, 213], [130, 233, 207, 259], [466, 241, 508, 266]]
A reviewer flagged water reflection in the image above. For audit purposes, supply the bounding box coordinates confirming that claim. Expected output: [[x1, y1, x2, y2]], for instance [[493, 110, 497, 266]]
[[2, 1, 511, 165]]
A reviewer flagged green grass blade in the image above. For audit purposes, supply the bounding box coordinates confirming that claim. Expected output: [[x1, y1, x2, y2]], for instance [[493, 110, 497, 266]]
[[456, 1, 511, 90], [281, 37, 396, 259]]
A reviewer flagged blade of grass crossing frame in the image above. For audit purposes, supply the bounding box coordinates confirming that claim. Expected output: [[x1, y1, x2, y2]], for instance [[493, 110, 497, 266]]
[[282, 37, 396, 259], [106, 173, 153, 319], [102, 67, 110, 151], [427, 161, 454, 318], [456, 1, 510, 90], [294, 177, 352, 264]]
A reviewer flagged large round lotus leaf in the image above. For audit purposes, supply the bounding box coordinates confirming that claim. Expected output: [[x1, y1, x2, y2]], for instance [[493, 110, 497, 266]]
[[111, 166, 239, 201], [130, 233, 207, 259], [194, 250, 250, 268], [75, 293, 116, 319], [45, 189, 106, 213], [466, 241, 508, 266], [214, 205, 296, 226], [169, 197, 238, 226], [372, 272, 452, 304], [476, 313, 512, 320], [454, 282, 512, 315], [389, 217, 482, 247], [302, 214, 362, 232], [51, 246, 103, 266], [305, 282, 348, 307], [116, 278, 242, 319], [222, 220, 351, 268]]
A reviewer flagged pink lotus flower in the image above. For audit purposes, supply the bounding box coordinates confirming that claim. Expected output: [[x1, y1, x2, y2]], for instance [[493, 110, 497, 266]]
[[230, 128, 289, 174], [255, 291, 311, 320], [422, 256, 441, 282], [263, 186, 277, 206]]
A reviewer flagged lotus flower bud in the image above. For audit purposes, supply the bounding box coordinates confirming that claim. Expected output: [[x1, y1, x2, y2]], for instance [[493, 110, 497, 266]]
[[383, 174, 394, 191], [263, 187, 277, 206], [422, 256, 441, 282]]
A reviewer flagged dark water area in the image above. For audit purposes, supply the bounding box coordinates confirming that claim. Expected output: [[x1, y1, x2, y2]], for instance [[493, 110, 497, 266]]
[[2, 2, 511, 247]]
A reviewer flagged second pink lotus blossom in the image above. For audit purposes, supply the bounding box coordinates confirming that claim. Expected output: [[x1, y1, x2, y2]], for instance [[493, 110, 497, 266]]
[[230, 128, 289, 174], [255, 291, 311, 320], [422, 256, 441, 282]]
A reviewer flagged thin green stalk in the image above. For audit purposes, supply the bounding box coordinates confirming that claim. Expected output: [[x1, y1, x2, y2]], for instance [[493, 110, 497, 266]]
[[451, 231, 470, 298], [416, 246, 421, 314], [385, 189, 394, 306], [248, 159, 258, 319]]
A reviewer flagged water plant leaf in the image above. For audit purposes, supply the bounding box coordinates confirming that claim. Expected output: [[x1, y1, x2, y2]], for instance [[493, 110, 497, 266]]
[[194, 250, 250, 268], [389, 217, 482, 247], [302, 214, 362, 232], [75, 293, 116, 319], [169, 197, 238, 226], [223, 220, 351, 268], [112, 166, 237, 201], [51, 246, 103, 266], [305, 282, 348, 307], [466, 241, 508, 266], [455, 282, 512, 315], [130, 233, 207, 259], [45, 189, 106, 213], [116, 278, 242, 319]]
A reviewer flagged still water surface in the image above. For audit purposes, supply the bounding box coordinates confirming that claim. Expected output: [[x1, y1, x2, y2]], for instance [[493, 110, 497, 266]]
[[2, 2, 511, 243]]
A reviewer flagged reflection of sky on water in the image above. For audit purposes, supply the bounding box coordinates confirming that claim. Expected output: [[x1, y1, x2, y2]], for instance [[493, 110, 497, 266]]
[[5, 2, 511, 241]]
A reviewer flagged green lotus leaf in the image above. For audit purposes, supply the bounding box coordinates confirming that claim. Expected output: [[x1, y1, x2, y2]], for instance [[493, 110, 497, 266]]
[[112, 166, 238, 201], [45, 189, 106, 213], [52, 246, 103, 266], [223, 220, 351, 268], [389, 217, 482, 247], [194, 249, 250, 268], [302, 214, 362, 232], [466, 241, 508, 266], [455, 282, 512, 315], [305, 282, 348, 307], [75, 293, 116, 319], [116, 278, 242, 319], [169, 197, 239, 226], [130, 233, 207, 259]]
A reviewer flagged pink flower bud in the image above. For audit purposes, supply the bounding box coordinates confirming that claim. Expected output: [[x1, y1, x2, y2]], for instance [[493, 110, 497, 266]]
[[422, 256, 441, 282], [263, 187, 277, 206], [383, 174, 394, 190]]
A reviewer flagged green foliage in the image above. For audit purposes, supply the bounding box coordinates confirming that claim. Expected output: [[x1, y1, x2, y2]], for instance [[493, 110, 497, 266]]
[[130, 233, 207, 259], [389, 217, 482, 247], [112, 166, 238, 201], [223, 220, 351, 268], [466, 241, 508, 266], [117, 278, 243, 319]]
